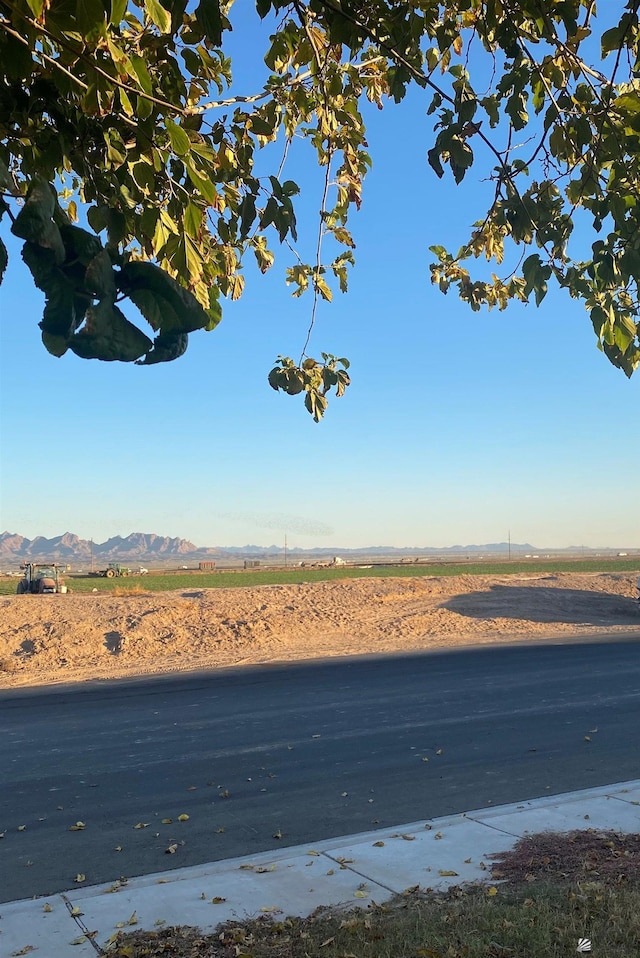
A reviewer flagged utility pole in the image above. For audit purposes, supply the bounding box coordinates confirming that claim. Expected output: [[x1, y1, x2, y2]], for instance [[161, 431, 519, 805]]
[[284, 533, 287, 568], [90, 538, 94, 573]]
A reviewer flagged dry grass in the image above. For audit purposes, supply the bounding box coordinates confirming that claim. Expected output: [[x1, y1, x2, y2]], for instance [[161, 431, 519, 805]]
[[109, 831, 640, 957], [108, 586, 150, 597]]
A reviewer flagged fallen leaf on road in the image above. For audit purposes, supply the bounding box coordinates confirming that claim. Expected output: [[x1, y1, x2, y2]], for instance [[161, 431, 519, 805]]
[[401, 834, 416, 841], [373, 841, 385, 847], [43, 903, 53, 913], [133, 822, 150, 829], [74, 874, 86, 883], [161, 818, 173, 824], [69, 822, 85, 831], [273, 829, 283, 839], [438, 870, 458, 877], [11, 948, 35, 956], [17, 825, 26, 831], [178, 814, 190, 822], [166, 844, 178, 854], [69, 937, 87, 946], [212, 896, 226, 904]]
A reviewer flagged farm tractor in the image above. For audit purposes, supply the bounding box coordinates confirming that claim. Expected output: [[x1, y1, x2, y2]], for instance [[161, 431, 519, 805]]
[[17, 563, 68, 594], [102, 563, 133, 578]]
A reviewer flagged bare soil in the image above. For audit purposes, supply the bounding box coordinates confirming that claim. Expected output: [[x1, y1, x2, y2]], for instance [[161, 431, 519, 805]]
[[0, 571, 638, 689]]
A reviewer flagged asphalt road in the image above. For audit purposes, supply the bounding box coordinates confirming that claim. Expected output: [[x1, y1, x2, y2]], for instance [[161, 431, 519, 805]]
[[1, 636, 640, 903]]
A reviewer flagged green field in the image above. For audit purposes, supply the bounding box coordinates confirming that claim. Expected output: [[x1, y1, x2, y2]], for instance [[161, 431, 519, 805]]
[[1, 557, 639, 595]]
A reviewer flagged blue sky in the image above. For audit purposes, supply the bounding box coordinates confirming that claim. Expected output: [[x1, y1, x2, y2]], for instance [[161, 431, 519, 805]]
[[1, 9, 639, 551]]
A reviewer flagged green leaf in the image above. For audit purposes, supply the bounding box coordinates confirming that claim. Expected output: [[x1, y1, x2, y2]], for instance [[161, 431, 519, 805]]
[[85, 249, 117, 301], [76, 0, 107, 42], [239, 194, 256, 239], [185, 160, 220, 204], [42, 330, 70, 357], [110, 0, 128, 26], [314, 276, 333, 302], [136, 331, 189, 365], [58, 225, 103, 266], [195, 0, 223, 46], [427, 146, 444, 179], [601, 25, 625, 57], [21, 242, 80, 337], [522, 254, 552, 305], [165, 118, 191, 156], [11, 176, 65, 264], [615, 92, 640, 116], [70, 301, 153, 361], [0, 157, 13, 192], [184, 202, 203, 239], [0, 236, 7, 286], [144, 0, 172, 33], [119, 260, 211, 333], [25, 0, 45, 18]]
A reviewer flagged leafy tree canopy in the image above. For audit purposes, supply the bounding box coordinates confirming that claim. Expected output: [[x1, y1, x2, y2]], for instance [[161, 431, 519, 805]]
[[2, 0, 640, 418]]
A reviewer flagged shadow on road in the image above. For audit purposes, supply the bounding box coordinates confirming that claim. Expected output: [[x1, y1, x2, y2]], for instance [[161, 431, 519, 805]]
[[442, 584, 640, 626]]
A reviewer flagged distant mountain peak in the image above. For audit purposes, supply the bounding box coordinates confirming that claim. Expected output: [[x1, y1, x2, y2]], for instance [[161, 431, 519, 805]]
[[0, 531, 198, 562]]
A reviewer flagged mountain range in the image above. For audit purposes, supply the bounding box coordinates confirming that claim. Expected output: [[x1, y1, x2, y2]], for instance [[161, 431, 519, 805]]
[[0, 532, 201, 564], [0, 531, 633, 566]]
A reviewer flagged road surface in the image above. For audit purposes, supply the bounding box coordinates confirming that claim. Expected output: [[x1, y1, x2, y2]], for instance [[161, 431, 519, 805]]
[[1, 636, 639, 902]]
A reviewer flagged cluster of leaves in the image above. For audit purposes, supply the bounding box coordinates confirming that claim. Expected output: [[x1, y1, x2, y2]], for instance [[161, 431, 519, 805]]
[[268, 353, 350, 421], [2, 1, 640, 419], [4, 173, 211, 362], [422, 1, 640, 377]]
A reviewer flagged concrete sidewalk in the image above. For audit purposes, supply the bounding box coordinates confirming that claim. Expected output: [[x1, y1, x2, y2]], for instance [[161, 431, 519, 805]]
[[2, 780, 640, 957]]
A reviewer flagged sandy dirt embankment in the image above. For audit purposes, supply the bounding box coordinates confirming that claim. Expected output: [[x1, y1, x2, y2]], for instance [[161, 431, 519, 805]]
[[1, 572, 638, 689]]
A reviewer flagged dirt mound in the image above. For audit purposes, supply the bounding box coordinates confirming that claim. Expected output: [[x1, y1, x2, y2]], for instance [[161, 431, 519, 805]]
[[1, 572, 638, 688]]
